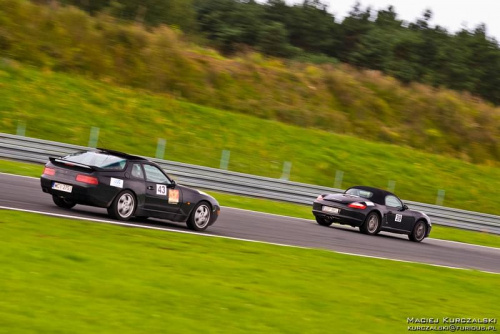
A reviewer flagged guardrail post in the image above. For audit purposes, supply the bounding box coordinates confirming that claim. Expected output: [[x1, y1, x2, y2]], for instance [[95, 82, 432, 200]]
[[334, 170, 344, 189], [16, 121, 26, 136], [156, 138, 166, 159], [388, 180, 396, 192], [436, 189, 445, 206], [280, 161, 292, 180], [88, 127, 100, 148], [220, 150, 230, 170]]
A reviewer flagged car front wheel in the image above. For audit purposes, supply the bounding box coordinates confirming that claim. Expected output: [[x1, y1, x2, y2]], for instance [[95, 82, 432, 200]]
[[409, 220, 427, 242], [187, 202, 211, 231], [360, 212, 380, 235], [108, 190, 136, 221]]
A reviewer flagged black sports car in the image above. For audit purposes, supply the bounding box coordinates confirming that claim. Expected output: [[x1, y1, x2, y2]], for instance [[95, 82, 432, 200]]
[[312, 186, 431, 242], [40, 149, 220, 231]]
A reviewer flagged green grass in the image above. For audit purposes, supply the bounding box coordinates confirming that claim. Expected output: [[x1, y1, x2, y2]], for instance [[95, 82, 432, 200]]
[[0, 210, 498, 334], [2, 158, 499, 249], [2, 64, 500, 217]]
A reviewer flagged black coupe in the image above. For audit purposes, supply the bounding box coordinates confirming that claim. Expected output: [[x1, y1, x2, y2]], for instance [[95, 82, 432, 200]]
[[40, 149, 220, 231], [312, 186, 431, 242]]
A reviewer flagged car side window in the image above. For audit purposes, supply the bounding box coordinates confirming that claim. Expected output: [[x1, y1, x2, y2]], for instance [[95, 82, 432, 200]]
[[385, 195, 402, 209], [143, 164, 170, 184], [131, 164, 144, 179]]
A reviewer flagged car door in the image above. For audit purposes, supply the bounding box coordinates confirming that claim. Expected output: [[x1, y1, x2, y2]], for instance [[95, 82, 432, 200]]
[[384, 195, 415, 232], [142, 164, 182, 216]]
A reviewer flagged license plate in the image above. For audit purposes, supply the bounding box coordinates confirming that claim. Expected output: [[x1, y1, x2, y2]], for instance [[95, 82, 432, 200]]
[[322, 206, 339, 214], [52, 182, 73, 193]]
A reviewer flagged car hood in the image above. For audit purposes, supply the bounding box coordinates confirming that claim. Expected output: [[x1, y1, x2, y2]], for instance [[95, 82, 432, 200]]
[[176, 184, 219, 206]]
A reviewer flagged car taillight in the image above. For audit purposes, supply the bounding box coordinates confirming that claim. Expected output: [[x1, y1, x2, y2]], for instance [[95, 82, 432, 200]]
[[348, 202, 367, 210], [76, 174, 99, 185], [43, 167, 55, 176], [316, 195, 324, 201]]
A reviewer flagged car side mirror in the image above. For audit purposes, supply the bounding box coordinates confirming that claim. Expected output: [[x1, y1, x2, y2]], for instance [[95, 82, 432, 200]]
[[168, 180, 176, 188], [402, 204, 409, 211]]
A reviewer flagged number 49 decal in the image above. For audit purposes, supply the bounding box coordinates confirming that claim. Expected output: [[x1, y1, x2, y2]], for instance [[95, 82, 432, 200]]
[[395, 214, 402, 222]]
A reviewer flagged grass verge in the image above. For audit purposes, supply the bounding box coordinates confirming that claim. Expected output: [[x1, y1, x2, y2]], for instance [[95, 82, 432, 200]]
[[1, 159, 499, 249], [0, 210, 498, 334]]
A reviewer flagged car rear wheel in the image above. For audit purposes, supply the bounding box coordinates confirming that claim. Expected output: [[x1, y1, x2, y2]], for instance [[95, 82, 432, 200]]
[[409, 220, 427, 242], [360, 212, 380, 235], [108, 190, 136, 221], [52, 195, 76, 209], [187, 202, 211, 231], [315, 217, 332, 226]]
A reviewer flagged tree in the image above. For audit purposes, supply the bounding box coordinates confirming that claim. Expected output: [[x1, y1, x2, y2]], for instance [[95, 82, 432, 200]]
[[58, 0, 198, 32], [194, 0, 265, 54], [337, 2, 373, 61], [257, 21, 296, 57], [285, 0, 337, 55]]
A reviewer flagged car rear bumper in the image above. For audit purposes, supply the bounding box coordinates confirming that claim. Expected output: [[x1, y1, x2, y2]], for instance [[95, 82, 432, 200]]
[[41, 176, 114, 208], [313, 209, 365, 226], [312, 201, 365, 226]]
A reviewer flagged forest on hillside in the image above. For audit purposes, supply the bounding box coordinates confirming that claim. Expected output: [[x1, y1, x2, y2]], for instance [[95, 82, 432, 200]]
[[41, 0, 500, 105]]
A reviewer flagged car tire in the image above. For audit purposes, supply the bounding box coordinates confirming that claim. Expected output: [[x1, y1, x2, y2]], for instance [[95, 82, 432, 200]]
[[107, 190, 136, 221], [409, 220, 427, 242], [360, 212, 381, 235], [186, 201, 211, 231], [315, 217, 332, 226], [52, 195, 76, 209]]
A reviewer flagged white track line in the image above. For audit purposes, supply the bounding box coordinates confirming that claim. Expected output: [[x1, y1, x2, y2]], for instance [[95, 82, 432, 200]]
[[0, 205, 498, 275], [335, 251, 466, 270], [1, 172, 499, 252], [427, 237, 500, 251], [0, 205, 310, 249], [221, 205, 314, 222]]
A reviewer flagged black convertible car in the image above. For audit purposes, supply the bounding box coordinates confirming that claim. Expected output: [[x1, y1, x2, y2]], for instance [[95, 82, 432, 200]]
[[40, 149, 220, 231], [312, 186, 431, 242]]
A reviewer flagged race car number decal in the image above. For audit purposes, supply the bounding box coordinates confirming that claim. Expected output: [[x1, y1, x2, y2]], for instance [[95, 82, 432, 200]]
[[110, 178, 123, 188], [156, 184, 167, 196], [168, 189, 180, 204], [395, 214, 402, 222]]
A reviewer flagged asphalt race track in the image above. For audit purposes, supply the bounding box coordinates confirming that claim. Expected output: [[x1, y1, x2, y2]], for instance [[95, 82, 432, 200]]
[[1, 173, 499, 274]]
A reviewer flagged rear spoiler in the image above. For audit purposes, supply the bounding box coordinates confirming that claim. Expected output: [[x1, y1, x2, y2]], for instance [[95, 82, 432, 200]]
[[49, 157, 100, 171]]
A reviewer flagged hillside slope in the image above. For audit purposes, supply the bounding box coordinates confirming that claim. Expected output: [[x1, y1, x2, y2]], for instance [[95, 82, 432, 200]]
[[0, 0, 499, 164]]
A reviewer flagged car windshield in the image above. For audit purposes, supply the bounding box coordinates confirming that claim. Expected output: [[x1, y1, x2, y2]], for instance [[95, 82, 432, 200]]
[[62, 151, 127, 170], [345, 188, 373, 199]]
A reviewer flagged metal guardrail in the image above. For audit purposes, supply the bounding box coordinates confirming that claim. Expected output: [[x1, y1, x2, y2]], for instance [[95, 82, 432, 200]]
[[1, 133, 499, 234]]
